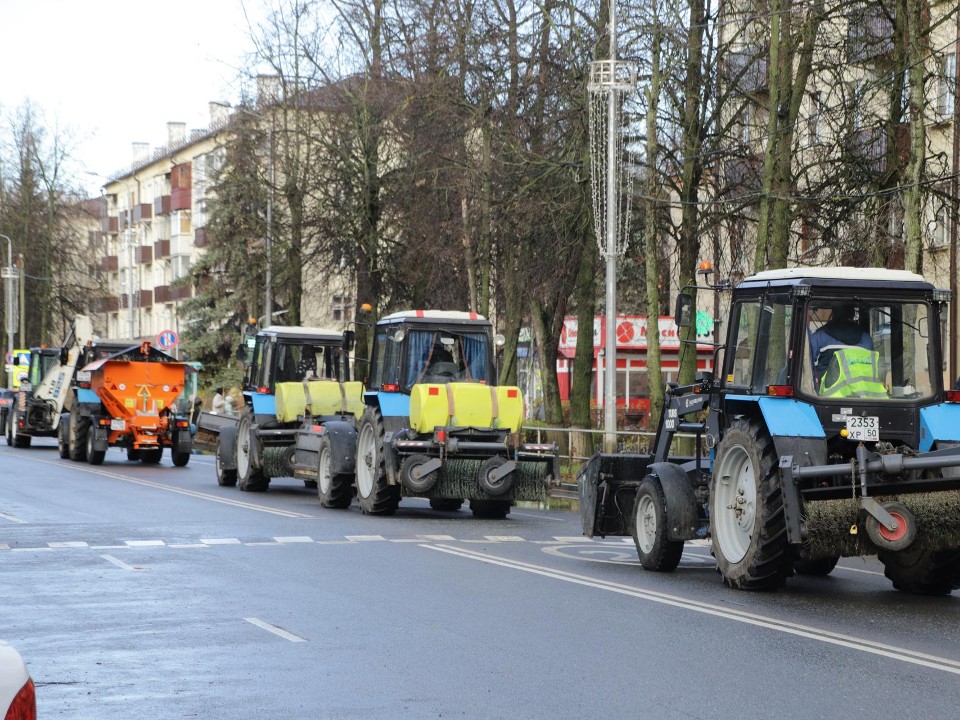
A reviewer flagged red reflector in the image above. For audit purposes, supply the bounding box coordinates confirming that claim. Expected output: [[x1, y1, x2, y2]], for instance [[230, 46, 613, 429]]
[[428, 387, 439, 396], [311, 425, 324, 433], [7, 677, 36, 720], [382, 384, 399, 392], [507, 389, 518, 399], [100, 418, 111, 426], [946, 390, 960, 403], [176, 420, 189, 428], [766, 385, 794, 397], [257, 386, 269, 394], [436, 430, 447, 443]]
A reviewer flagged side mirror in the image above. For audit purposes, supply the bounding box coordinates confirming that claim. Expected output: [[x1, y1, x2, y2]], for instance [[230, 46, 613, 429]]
[[344, 329, 356, 352], [675, 293, 693, 328]]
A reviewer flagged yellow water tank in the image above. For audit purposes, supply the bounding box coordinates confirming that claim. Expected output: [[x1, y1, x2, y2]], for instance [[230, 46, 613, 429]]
[[408, 383, 524, 434], [274, 381, 365, 422]]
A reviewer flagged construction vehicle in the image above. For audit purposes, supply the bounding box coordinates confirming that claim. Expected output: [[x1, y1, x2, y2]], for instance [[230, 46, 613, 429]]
[[194, 325, 351, 490], [579, 266, 960, 595], [5, 317, 95, 448], [62, 341, 195, 466], [292, 310, 557, 518]]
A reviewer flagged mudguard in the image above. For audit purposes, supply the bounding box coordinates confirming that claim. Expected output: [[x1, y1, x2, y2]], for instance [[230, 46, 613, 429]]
[[647, 462, 700, 541], [218, 425, 238, 471], [90, 425, 109, 452], [173, 428, 193, 455], [322, 420, 358, 476]]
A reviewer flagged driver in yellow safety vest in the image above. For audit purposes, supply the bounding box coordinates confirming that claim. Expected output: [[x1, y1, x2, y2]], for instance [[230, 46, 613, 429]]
[[818, 346, 888, 399]]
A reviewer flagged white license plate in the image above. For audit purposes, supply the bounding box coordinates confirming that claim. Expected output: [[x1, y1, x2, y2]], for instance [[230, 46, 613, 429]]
[[110, 419, 126, 431], [846, 415, 879, 442]]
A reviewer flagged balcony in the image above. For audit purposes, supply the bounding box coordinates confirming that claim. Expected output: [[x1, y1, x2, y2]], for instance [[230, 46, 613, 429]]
[[97, 296, 120, 313], [154, 239, 170, 259], [102, 216, 118, 234], [722, 156, 763, 198], [133, 203, 152, 223], [847, 5, 894, 64], [171, 187, 191, 211], [101, 255, 119, 272], [847, 124, 908, 175], [135, 246, 153, 264], [194, 227, 209, 248], [723, 49, 768, 94], [154, 195, 171, 216], [154, 284, 193, 303], [138, 289, 153, 308]]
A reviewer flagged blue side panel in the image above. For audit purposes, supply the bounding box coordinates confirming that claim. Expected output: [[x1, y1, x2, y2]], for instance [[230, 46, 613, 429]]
[[725, 394, 825, 438], [376, 392, 410, 420], [918, 404, 960, 452], [251, 393, 276, 416], [77, 388, 100, 405]]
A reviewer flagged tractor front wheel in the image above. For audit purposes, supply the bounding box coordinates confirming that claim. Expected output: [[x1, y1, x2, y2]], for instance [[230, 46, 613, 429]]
[[317, 434, 353, 508], [631, 476, 684, 572], [236, 411, 268, 492]]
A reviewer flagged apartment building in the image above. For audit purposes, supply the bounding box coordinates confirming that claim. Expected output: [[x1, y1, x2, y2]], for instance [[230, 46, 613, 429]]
[[97, 105, 229, 344]]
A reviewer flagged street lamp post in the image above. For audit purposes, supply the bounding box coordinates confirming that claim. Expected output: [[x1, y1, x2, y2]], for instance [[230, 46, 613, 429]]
[[1, 234, 19, 388]]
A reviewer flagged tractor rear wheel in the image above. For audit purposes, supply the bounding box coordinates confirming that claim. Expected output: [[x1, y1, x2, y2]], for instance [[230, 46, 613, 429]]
[[879, 541, 960, 595], [631, 476, 684, 572], [710, 419, 792, 590], [171, 449, 191, 467], [430, 498, 464, 512], [8, 408, 31, 448], [57, 420, 70, 459], [141, 448, 163, 464], [68, 407, 88, 461], [85, 427, 105, 465], [317, 434, 352, 508], [236, 411, 268, 492], [127, 448, 141, 461], [469, 499, 511, 519], [215, 437, 237, 487], [355, 406, 400, 515]]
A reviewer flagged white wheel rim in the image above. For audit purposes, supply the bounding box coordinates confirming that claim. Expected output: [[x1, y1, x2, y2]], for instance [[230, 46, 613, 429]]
[[236, 419, 251, 477], [714, 444, 757, 564], [635, 493, 657, 554], [356, 423, 375, 499], [318, 444, 332, 494]]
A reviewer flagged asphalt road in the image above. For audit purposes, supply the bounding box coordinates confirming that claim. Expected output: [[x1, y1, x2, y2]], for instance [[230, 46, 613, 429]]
[[2, 440, 960, 719]]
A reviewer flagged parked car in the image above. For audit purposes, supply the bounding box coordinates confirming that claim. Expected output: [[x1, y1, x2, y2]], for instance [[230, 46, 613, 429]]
[[0, 641, 34, 720]]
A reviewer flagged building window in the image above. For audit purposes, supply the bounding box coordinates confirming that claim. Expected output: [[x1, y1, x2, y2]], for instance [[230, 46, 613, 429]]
[[938, 53, 956, 118], [932, 200, 952, 248], [332, 295, 353, 323]]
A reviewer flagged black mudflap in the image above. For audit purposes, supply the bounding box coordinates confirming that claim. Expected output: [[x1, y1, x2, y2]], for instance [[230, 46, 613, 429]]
[[578, 453, 654, 538]]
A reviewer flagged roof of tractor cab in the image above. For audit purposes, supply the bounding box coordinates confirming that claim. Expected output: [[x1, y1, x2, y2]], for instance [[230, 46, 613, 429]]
[[258, 326, 343, 342], [379, 310, 491, 326], [740, 266, 934, 292]]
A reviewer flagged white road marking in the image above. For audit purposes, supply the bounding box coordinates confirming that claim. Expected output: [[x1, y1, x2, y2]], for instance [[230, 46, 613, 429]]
[[125, 540, 165, 547], [485, 536, 525, 542], [244, 617, 306, 643], [417, 534, 456, 541], [552, 536, 594, 543], [48, 541, 89, 548], [0, 511, 26, 524], [101, 554, 139, 571], [422, 543, 960, 676], [346, 535, 386, 542], [274, 536, 314, 543], [201, 538, 242, 545], [510, 511, 567, 521]]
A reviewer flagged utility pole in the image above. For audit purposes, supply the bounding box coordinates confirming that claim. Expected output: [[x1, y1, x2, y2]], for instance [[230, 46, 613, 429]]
[[1, 234, 19, 388]]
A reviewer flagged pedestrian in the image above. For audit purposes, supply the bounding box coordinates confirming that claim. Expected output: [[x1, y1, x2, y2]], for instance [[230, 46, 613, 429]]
[[212, 387, 225, 414], [224, 395, 235, 416]]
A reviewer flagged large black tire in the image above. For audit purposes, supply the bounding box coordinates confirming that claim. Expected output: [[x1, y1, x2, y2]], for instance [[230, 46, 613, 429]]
[[236, 411, 268, 492], [879, 541, 960, 595], [68, 408, 89, 462], [631, 476, 684, 572], [127, 447, 141, 462], [57, 420, 70, 459], [140, 448, 163, 464], [86, 427, 106, 466], [317, 434, 353, 509], [400, 453, 440, 494], [8, 408, 31, 448], [794, 555, 840, 576], [215, 437, 237, 487], [469, 499, 511, 519], [430, 498, 464, 512], [171, 449, 191, 467], [710, 419, 792, 590], [355, 406, 400, 515]]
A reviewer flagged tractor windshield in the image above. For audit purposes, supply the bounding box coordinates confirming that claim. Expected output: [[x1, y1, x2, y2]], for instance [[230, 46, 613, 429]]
[[274, 342, 346, 384], [28, 352, 60, 387], [403, 329, 491, 389], [801, 298, 935, 401]]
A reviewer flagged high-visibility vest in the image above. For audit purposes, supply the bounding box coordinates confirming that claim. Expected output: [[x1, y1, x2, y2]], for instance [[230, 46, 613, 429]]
[[818, 346, 887, 398]]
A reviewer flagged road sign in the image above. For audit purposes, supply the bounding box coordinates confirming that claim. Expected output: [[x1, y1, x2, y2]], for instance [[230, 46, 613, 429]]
[[4, 352, 11, 365], [157, 329, 178, 351]]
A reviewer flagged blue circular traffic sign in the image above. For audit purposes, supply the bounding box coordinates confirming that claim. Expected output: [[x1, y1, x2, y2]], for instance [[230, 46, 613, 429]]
[[157, 329, 179, 350]]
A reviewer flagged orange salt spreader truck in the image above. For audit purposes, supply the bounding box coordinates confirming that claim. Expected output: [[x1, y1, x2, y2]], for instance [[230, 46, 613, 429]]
[[65, 341, 196, 466]]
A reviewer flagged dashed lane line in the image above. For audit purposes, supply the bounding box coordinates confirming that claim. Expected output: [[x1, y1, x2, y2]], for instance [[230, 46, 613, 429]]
[[244, 617, 306, 643]]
